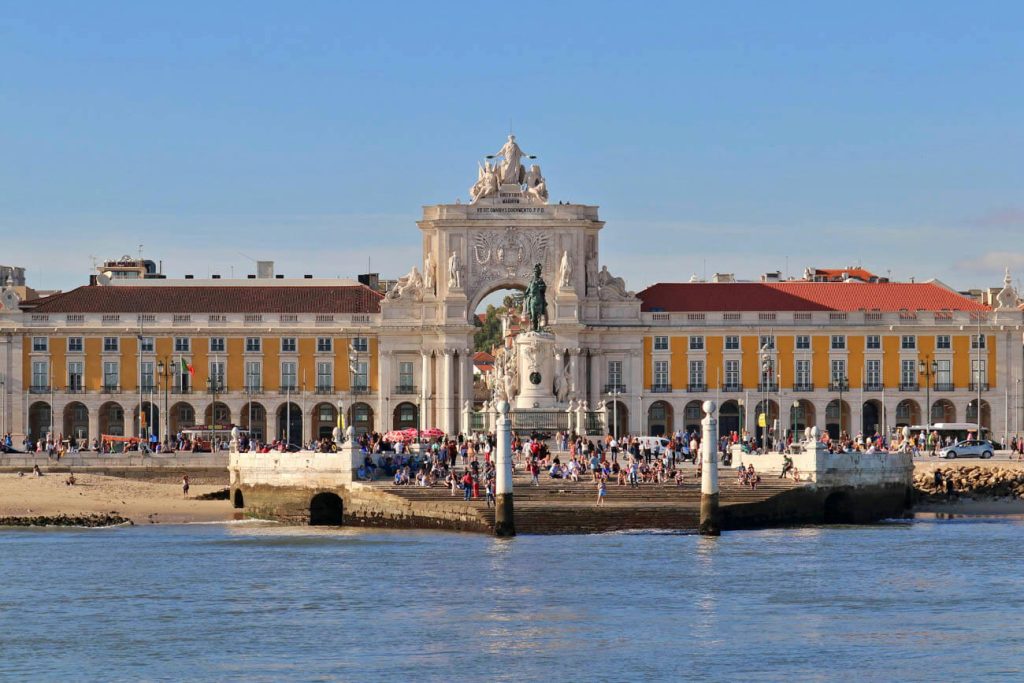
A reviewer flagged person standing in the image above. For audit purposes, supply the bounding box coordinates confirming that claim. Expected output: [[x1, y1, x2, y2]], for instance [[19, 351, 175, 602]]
[[181, 473, 190, 498], [596, 476, 607, 506]]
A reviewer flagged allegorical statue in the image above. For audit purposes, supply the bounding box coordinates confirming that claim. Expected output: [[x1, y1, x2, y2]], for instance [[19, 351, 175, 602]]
[[490, 134, 532, 185], [523, 262, 547, 332]]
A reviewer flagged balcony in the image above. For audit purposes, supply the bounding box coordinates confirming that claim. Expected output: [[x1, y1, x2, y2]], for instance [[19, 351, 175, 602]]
[[792, 383, 814, 392], [278, 385, 299, 394], [314, 386, 335, 394], [29, 385, 51, 394], [899, 382, 919, 392], [863, 383, 883, 392], [393, 385, 419, 395], [933, 383, 955, 392], [604, 384, 626, 394], [66, 385, 86, 394], [828, 382, 850, 392], [100, 385, 121, 394], [969, 383, 990, 392], [350, 384, 371, 394], [685, 383, 704, 393], [242, 385, 263, 395], [757, 382, 778, 393], [722, 383, 743, 392], [652, 384, 673, 393], [171, 387, 192, 395], [206, 385, 226, 395]]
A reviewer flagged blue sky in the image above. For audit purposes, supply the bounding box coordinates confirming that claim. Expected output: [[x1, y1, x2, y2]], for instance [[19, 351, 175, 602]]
[[3, 1, 1023, 294]]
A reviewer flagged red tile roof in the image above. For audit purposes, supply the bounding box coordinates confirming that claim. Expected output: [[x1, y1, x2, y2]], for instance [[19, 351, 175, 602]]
[[22, 285, 382, 314], [809, 267, 879, 282], [639, 282, 989, 313]]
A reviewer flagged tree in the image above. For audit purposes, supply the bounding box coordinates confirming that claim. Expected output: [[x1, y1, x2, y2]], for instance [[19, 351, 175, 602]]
[[473, 304, 505, 352]]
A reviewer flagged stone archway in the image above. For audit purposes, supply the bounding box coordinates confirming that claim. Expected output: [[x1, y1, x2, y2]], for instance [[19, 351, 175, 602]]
[[309, 491, 343, 525], [28, 401, 51, 442], [204, 402, 231, 428], [647, 400, 673, 436], [931, 399, 956, 424], [789, 399, 816, 437], [62, 401, 89, 443], [312, 402, 337, 440], [276, 402, 303, 445], [169, 402, 196, 436], [683, 400, 703, 433], [719, 400, 740, 439], [98, 401, 125, 436], [895, 399, 921, 428], [862, 399, 882, 435], [754, 399, 779, 446], [393, 401, 419, 430], [240, 402, 267, 441], [132, 402, 159, 439], [825, 399, 852, 438], [966, 400, 991, 433], [348, 402, 374, 435]]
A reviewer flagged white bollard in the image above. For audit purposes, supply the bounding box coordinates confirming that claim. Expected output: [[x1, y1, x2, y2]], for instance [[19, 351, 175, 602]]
[[699, 400, 720, 536], [494, 400, 515, 536]]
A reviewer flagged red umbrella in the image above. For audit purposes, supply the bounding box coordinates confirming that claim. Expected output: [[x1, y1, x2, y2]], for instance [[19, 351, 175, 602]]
[[420, 427, 445, 439], [383, 430, 413, 442]]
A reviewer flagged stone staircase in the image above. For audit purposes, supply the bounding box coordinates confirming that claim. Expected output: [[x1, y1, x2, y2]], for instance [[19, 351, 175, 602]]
[[370, 470, 801, 534]]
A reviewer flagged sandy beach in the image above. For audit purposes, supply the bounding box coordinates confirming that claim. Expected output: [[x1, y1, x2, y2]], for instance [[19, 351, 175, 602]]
[[0, 472, 234, 525]]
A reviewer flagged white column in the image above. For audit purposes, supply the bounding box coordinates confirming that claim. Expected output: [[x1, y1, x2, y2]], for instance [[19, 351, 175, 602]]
[[699, 399, 720, 535], [630, 349, 643, 434], [569, 348, 581, 400], [589, 349, 601, 406], [420, 351, 431, 430], [494, 400, 515, 536], [377, 349, 390, 429], [442, 349, 454, 435], [461, 348, 474, 426]]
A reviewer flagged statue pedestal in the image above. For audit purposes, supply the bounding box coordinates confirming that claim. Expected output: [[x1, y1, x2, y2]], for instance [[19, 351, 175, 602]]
[[514, 331, 557, 410]]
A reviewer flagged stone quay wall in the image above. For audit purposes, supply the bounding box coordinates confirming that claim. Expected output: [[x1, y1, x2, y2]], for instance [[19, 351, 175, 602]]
[[230, 451, 492, 531]]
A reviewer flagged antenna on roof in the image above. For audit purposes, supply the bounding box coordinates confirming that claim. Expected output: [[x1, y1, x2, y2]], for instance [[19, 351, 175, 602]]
[[138, 244, 144, 261]]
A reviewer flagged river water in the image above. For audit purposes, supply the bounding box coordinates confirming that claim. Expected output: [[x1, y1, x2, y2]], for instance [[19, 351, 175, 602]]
[[2, 517, 1023, 681]]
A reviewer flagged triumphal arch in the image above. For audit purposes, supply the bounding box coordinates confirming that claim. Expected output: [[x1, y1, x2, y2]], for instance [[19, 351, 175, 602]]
[[377, 135, 643, 435]]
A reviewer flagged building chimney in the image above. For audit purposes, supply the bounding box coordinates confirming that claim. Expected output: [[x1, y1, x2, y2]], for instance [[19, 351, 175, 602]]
[[256, 261, 274, 279]]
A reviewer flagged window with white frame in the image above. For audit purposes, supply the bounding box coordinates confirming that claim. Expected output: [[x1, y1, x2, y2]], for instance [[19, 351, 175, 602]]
[[209, 360, 225, 391], [900, 360, 916, 386], [971, 334, 986, 349], [32, 337, 48, 352], [831, 359, 847, 385], [607, 360, 623, 388], [653, 336, 669, 351], [281, 361, 298, 390], [140, 336, 154, 353], [689, 360, 705, 386], [351, 337, 369, 353], [67, 337, 84, 352], [795, 335, 810, 350], [31, 361, 49, 389], [689, 336, 704, 351], [865, 360, 881, 387], [245, 361, 262, 390], [67, 361, 83, 391], [281, 337, 297, 353], [866, 335, 881, 350], [316, 361, 332, 390], [900, 335, 916, 350], [245, 337, 261, 352], [103, 337, 119, 352], [103, 361, 119, 389], [796, 359, 811, 387], [398, 361, 414, 389], [725, 335, 740, 350], [654, 360, 669, 387], [936, 359, 951, 386], [140, 361, 155, 391], [177, 362, 191, 392], [317, 337, 333, 353], [831, 335, 846, 350], [725, 359, 740, 387], [759, 335, 775, 350], [174, 337, 190, 352], [209, 337, 226, 353], [972, 359, 987, 385], [936, 335, 951, 350], [352, 361, 368, 389]]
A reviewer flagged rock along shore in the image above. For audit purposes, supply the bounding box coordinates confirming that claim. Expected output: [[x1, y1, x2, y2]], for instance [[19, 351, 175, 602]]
[[914, 464, 1024, 503], [0, 512, 133, 528]]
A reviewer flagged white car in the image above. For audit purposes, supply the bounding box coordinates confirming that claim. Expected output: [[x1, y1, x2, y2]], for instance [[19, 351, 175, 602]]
[[939, 440, 994, 459]]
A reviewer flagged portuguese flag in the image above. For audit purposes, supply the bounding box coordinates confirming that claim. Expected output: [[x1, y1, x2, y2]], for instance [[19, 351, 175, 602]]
[[180, 356, 194, 377]]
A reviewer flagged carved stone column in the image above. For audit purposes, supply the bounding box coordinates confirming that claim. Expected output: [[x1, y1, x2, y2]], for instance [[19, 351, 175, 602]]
[[569, 348, 581, 400], [588, 349, 602, 407], [629, 349, 643, 434], [377, 349, 391, 429], [442, 349, 454, 435], [420, 351, 431, 431], [461, 348, 474, 434]]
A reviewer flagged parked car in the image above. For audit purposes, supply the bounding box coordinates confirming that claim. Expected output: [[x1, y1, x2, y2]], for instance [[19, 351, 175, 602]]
[[637, 436, 672, 456], [939, 439, 994, 459]]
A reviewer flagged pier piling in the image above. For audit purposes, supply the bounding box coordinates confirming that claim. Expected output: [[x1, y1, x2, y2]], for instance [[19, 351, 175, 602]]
[[494, 400, 515, 537], [699, 400, 720, 536]]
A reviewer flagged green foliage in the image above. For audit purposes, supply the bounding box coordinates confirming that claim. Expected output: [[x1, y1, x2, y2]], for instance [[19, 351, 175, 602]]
[[473, 304, 505, 352]]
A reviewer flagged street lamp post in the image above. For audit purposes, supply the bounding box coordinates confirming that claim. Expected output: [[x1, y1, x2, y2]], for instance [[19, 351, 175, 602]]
[[792, 400, 800, 446], [760, 342, 773, 452], [157, 358, 171, 450], [919, 356, 937, 430]]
